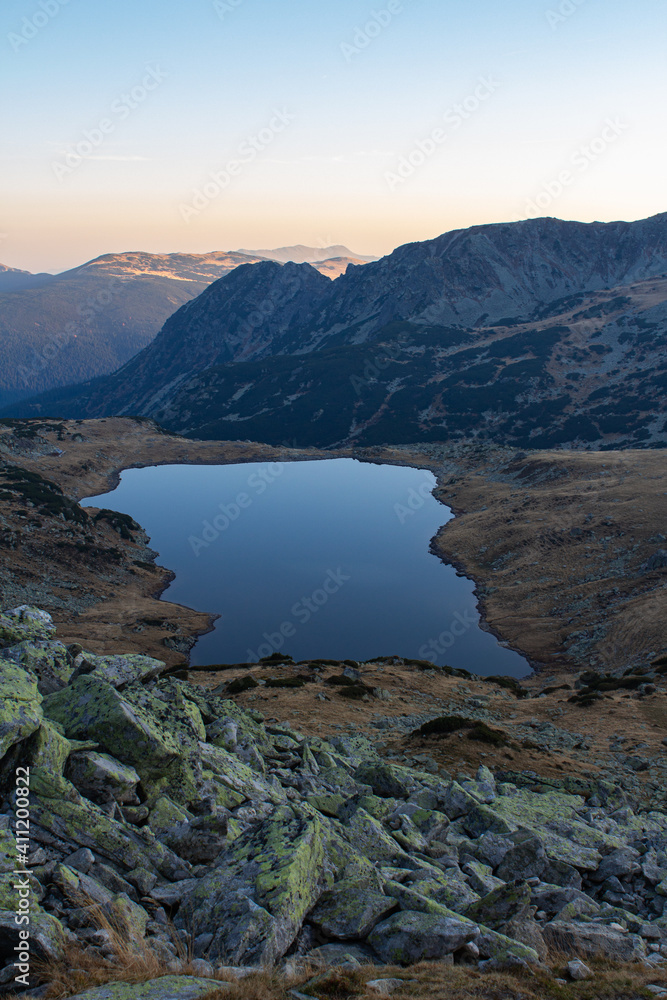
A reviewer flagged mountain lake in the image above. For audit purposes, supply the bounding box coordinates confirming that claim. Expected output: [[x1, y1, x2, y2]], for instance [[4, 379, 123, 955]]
[[82, 459, 529, 677]]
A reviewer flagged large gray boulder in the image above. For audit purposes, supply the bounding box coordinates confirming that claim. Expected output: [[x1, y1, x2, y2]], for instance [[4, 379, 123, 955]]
[[308, 877, 396, 939], [176, 805, 342, 965], [543, 920, 647, 961], [368, 910, 479, 964], [0, 606, 55, 648]]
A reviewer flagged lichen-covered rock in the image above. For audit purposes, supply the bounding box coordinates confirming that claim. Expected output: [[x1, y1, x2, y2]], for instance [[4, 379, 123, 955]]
[[496, 833, 547, 882], [354, 762, 416, 799], [346, 809, 409, 864], [309, 877, 396, 939], [43, 676, 203, 806], [463, 803, 514, 838], [177, 805, 341, 965], [29, 792, 189, 880], [475, 927, 541, 967], [442, 781, 480, 819], [1, 639, 72, 694], [66, 751, 140, 805], [0, 606, 55, 648], [60, 977, 226, 1000], [26, 719, 71, 775], [101, 892, 149, 941], [465, 880, 533, 928], [543, 920, 647, 962], [411, 871, 480, 912], [0, 909, 67, 964], [0, 659, 43, 758], [368, 910, 479, 964], [83, 653, 168, 689]]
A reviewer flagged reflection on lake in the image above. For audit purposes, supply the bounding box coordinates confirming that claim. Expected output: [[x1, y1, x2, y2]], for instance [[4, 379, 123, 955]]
[[83, 459, 529, 677]]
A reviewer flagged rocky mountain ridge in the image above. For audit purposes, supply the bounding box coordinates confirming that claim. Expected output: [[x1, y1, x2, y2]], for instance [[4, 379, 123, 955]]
[[3, 605, 667, 996], [10, 214, 667, 450], [0, 250, 369, 408]]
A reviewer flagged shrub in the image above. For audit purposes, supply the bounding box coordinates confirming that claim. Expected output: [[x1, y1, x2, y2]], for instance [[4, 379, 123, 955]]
[[417, 716, 471, 736], [482, 675, 529, 698], [467, 722, 508, 746], [227, 675, 259, 694]]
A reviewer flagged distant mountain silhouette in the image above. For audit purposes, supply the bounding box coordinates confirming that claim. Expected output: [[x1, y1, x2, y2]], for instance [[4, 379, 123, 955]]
[[237, 244, 378, 264], [0, 249, 369, 406]]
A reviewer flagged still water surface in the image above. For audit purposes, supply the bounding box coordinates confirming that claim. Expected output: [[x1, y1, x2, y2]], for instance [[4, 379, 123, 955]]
[[83, 459, 529, 677]]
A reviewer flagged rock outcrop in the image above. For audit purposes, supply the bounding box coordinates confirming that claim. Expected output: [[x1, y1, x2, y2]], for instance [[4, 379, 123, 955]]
[[2, 606, 667, 990]]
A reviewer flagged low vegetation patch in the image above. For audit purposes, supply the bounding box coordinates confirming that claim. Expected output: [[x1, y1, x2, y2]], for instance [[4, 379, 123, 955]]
[[227, 675, 259, 694], [569, 667, 653, 705], [0, 464, 88, 524], [326, 674, 374, 699], [466, 721, 508, 746], [482, 674, 529, 698], [415, 716, 509, 746], [264, 676, 309, 689], [93, 508, 140, 539], [416, 715, 472, 736]]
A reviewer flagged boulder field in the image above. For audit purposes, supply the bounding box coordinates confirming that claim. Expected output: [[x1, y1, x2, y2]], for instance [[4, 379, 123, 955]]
[[2, 606, 667, 991]]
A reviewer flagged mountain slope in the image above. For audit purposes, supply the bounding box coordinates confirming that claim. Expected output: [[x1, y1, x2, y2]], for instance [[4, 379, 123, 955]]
[[0, 249, 366, 406], [7, 214, 667, 450], [0, 264, 55, 292]]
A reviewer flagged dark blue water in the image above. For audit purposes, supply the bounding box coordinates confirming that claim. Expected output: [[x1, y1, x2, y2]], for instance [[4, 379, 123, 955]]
[[82, 459, 529, 677]]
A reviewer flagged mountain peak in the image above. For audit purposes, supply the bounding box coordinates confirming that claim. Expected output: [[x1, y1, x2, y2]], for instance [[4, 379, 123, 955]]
[[237, 244, 378, 264]]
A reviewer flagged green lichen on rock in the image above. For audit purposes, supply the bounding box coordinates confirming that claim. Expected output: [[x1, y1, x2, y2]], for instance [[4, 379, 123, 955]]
[[368, 910, 479, 964], [59, 978, 225, 1000], [309, 876, 396, 939], [0, 605, 56, 649], [1, 639, 72, 694], [0, 658, 43, 758], [26, 719, 72, 775], [66, 750, 140, 804]]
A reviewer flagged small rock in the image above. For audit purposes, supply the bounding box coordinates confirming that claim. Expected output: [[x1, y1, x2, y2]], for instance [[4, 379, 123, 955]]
[[366, 979, 406, 995], [188, 959, 214, 977], [567, 959, 593, 980], [65, 848, 96, 874]]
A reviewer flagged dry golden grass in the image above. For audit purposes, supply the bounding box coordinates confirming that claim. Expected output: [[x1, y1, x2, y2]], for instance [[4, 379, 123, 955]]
[[20, 938, 667, 1000]]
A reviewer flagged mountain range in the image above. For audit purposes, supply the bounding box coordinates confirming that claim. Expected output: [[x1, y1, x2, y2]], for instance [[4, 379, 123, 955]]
[[0, 245, 370, 407], [7, 214, 667, 450]]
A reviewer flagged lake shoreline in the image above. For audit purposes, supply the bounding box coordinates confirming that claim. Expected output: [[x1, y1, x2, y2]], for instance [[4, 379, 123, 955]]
[[1, 418, 664, 675]]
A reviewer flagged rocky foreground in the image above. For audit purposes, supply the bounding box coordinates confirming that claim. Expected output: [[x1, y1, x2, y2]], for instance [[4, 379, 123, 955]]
[[3, 607, 667, 998]]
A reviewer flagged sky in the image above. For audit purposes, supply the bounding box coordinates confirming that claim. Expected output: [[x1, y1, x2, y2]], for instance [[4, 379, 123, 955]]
[[2, 0, 666, 273]]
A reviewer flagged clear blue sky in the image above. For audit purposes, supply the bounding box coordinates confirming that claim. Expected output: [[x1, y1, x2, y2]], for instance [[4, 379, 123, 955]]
[[2, 0, 665, 271]]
